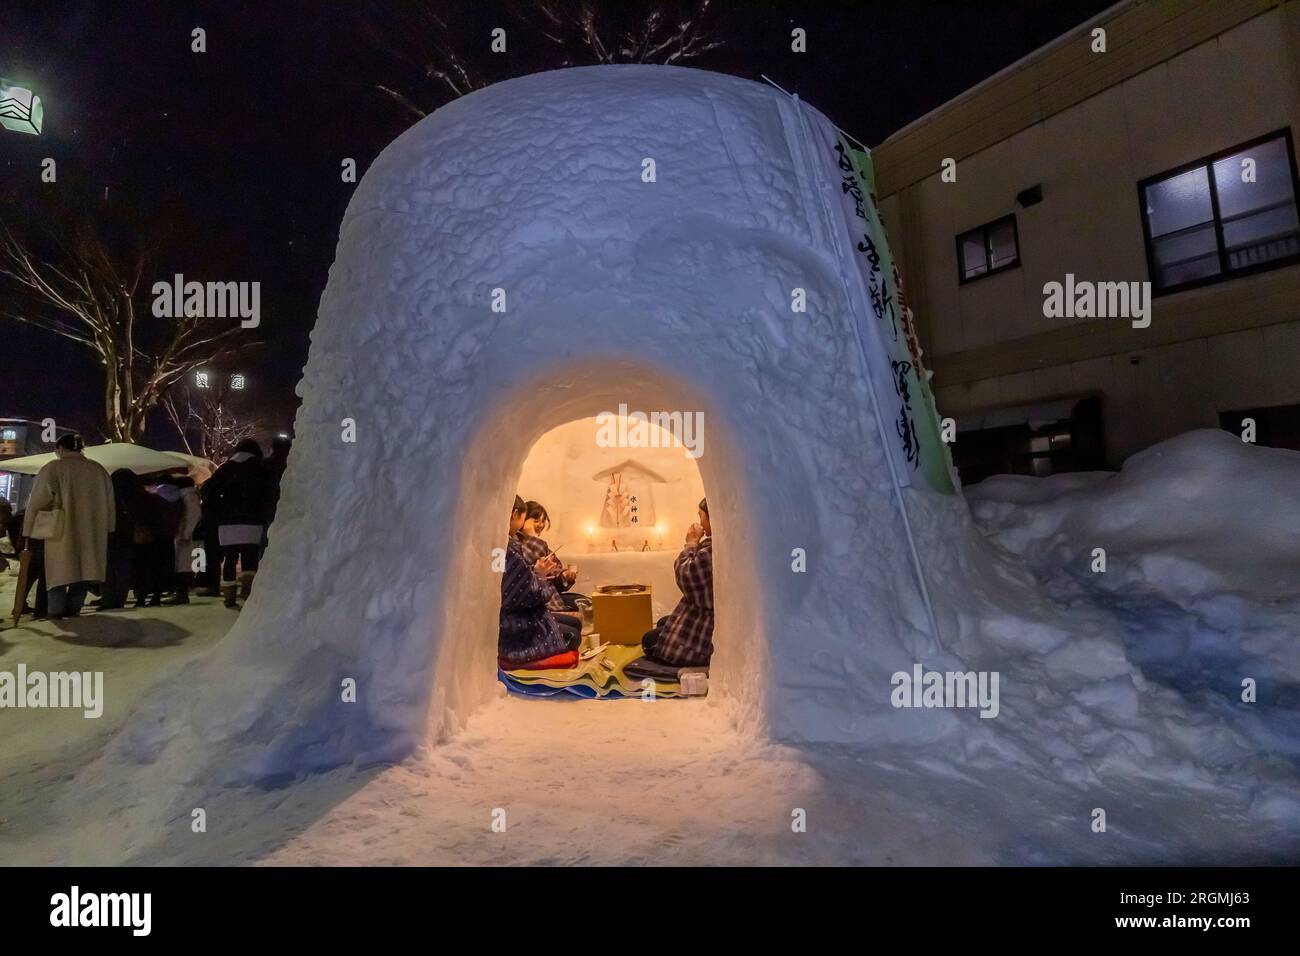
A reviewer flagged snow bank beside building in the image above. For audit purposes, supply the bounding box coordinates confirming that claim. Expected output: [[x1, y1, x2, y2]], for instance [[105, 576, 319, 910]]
[[967, 429, 1300, 604], [968, 429, 1300, 768]]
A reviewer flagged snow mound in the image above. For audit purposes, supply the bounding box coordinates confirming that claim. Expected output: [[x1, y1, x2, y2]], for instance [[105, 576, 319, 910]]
[[968, 429, 1300, 603], [969, 429, 1300, 765], [102, 65, 990, 786]]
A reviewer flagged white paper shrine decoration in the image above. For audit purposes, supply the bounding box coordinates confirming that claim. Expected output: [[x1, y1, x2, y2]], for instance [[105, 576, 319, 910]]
[[592, 459, 667, 529]]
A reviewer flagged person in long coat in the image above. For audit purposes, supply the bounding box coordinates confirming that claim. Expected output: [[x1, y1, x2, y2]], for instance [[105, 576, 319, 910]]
[[20, 434, 115, 619], [203, 438, 273, 608]]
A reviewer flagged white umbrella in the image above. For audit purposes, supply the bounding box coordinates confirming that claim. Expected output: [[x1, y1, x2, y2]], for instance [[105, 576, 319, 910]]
[[160, 450, 216, 471], [159, 450, 217, 482], [0, 442, 198, 476]]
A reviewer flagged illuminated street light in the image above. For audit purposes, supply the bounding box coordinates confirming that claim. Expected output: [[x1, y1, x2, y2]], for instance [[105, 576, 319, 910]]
[[0, 80, 43, 135]]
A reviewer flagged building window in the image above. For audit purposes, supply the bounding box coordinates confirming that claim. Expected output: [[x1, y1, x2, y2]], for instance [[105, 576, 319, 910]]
[[956, 214, 1020, 283], [1139, 129, 1300, 294]]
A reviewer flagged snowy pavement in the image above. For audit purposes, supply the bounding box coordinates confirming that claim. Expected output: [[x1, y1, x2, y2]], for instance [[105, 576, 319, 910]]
[[0, 568, 231, 861], [237, 702, 1300, 866], [3, 571, 1296, 865]]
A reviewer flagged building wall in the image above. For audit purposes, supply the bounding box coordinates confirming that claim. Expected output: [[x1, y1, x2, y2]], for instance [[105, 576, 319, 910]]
[[875, 0, 1300, 464]]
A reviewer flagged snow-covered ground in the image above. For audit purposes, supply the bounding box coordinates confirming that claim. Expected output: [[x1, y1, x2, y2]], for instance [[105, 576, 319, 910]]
[[0, 576, 231, 861], [966, 429, 1300, 765], [3, 429, 1299, 865]]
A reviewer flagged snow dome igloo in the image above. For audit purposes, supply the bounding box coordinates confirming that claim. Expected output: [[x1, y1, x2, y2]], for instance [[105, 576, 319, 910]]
[[134, 66, 997, 781]]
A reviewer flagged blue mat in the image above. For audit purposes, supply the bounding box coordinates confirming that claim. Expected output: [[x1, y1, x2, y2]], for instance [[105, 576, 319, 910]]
[[498, 670, 656, 700]]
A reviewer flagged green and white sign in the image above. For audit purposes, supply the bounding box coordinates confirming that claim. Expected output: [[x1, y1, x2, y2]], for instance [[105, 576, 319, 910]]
[[0, 80, 43, 135], [821, 127, 955, 495]]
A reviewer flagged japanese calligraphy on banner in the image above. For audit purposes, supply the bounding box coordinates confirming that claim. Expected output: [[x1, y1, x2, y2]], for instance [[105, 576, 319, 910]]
[[820, 128, 955, 495]]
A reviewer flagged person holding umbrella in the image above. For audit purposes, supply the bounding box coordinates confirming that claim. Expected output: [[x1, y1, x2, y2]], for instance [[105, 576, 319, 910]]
[[93, 469, 140, 610]]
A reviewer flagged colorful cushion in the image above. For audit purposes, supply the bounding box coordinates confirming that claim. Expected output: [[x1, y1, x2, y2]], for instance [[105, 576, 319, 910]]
[[500, 649, 580, 671]]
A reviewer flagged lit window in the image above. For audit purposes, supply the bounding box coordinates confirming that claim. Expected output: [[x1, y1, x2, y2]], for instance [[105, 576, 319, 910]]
[[956, 214, 1020, 283], [1140, 130, 1300, 293], [230, 374, 246, 390], [195, 371, 210, 389]]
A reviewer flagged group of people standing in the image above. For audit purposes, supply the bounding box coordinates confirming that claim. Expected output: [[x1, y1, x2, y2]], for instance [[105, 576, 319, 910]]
[[9, 434, 290, 620], [498, 495, 715, 670], [100, 468, 202, 609]]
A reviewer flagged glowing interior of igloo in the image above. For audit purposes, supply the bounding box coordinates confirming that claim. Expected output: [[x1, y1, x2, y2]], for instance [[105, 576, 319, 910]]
[[423, 357, 767, 737], [515, 413, 708, 617]]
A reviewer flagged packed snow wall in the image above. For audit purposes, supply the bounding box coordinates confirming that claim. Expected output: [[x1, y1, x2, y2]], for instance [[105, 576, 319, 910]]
[[115, 66, 1012, 784]]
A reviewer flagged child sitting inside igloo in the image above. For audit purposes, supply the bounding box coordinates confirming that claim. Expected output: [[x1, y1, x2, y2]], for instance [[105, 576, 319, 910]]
[[515, 500, 587, 615], [638, 498, 714, 668], [499, 495, 581, 666]]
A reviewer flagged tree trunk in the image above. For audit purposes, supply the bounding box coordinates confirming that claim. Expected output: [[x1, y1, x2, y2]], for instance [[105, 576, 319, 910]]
[[105, 363, 126, 442]]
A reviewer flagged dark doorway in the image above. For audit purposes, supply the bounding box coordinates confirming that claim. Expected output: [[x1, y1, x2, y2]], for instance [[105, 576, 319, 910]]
[[954, 396, 1106, 486], [1219, 403, 1300, 452]]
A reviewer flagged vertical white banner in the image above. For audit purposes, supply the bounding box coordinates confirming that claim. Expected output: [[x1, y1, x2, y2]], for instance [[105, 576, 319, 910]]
[[811, 121, 915, 486], [810, 118, 954, 493]]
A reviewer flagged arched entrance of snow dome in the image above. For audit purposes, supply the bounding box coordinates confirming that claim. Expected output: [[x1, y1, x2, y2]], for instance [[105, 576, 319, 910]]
[[423, 357, 768, 742]]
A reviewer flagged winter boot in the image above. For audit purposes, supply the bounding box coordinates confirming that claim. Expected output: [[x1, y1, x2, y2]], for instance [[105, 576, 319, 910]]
[[238, 571, 256, 600], [222, 584, 239, 609]]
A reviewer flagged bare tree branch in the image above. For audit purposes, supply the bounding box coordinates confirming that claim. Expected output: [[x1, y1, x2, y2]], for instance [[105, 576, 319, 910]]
[[162, 382, 261, 462], [0, 219, 258, 442], [373, 83, 431, 120], [365, 0, 726, 117]]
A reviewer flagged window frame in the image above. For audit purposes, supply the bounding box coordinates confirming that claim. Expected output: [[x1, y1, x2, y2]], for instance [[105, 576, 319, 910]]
[[955, 213, 1021, 285], [1137, 127, 1300, 297]]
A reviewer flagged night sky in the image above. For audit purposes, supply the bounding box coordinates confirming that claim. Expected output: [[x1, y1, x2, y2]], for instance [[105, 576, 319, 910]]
[[1, 0, 1112, 445]]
